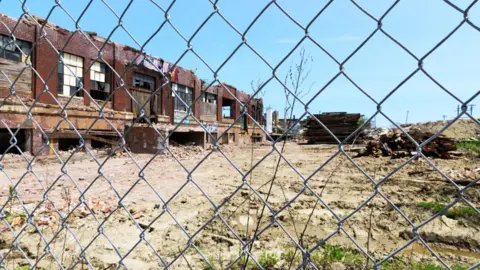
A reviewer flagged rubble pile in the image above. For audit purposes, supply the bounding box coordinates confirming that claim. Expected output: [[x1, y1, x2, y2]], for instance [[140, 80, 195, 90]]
[[359, 129, 457, 158], [167, 144, 204, 159]]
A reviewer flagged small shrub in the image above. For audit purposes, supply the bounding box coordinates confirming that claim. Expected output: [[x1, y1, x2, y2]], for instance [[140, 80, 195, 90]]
[[323, 243, 345, 261]]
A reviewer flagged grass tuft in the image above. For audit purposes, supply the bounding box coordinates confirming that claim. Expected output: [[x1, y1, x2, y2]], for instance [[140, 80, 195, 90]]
[[418, 201, 478, 219]]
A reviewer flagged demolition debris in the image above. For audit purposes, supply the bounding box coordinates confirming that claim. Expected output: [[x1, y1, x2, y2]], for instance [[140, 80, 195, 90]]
[[358, 129, 457, 158], [304, 112, 362, 144]]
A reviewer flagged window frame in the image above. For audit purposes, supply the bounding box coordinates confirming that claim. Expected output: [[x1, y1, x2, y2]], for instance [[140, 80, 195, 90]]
[[222, 98, 234, 119], [133, 72, 155, 91], [173, 83, 193, 112], [58, 53, 84, 97], [202, 92, 217, 104], [90, 61, 112, 101], [0, 35, 32, 63]]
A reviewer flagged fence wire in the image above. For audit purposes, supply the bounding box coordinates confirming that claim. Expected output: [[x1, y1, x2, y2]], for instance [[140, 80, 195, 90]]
[[0, 0, 479, 270]]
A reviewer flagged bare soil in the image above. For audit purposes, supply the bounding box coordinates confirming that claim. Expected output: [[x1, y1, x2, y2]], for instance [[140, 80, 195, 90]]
[[0, 143, 479, 269]]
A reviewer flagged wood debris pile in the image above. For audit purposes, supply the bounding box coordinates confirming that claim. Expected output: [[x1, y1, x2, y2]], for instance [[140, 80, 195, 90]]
[[358, 129, 457, 158], [304, 113, 361, 144]]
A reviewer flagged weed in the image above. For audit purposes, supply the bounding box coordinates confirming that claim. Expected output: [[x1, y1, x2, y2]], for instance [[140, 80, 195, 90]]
[[456, 141, 480, 152], [258, 251, 278, 269], [280, 248, 301, 266], [201, 255, 217, 270], [323, 243, 345, 261], [418, 202, 445, 213], [307, 243, 363, 269], [381, 257, 468, 270], [418, 201, 478, 219], [380, 258, 407, 269], [230, 254, 255, 270]]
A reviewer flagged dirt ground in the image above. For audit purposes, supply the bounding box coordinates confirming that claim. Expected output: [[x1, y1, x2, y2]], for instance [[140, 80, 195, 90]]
[[0, 142, 479, 269]]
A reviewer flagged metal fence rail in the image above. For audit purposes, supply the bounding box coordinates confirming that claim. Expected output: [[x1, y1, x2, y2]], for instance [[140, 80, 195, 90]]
[[0, 0, 479, 269]]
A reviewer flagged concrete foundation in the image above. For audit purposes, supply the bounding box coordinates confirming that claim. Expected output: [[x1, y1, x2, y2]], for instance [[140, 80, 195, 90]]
[[125, 126, 168, 154]]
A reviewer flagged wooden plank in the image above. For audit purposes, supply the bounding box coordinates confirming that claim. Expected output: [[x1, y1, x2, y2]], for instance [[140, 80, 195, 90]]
[[0, 69, 32, 81], [0, 58, 30, 72], [0, 74, 32, 86], [0, 81, 31, 92], [0, 88, 32, 99]]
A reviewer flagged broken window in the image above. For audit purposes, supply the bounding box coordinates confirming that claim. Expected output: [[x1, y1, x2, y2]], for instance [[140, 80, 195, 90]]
[[58, 53, 84, 97], [222, 98, 234, 119], [133, 73, 155, 90], [202, 92, 216, 104], [173, 83, 193, 112], [90, 61, 112, 100], [0, 35, 32, 62]]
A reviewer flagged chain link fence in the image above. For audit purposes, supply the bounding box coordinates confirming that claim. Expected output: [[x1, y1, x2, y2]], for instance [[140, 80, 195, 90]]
[[0, 0, 479, 269]]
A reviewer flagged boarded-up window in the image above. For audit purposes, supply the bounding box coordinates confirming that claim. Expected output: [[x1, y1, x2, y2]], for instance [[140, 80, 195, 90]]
[[132, 91, 151, 118], [200, 91, 217, 117]]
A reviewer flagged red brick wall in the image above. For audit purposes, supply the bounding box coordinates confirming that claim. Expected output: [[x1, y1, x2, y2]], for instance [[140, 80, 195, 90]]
[[0, 14, 261, 124]]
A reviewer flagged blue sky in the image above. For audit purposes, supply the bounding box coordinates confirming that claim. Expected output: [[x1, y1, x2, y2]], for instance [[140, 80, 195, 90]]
[[1, 0, 479, 127]]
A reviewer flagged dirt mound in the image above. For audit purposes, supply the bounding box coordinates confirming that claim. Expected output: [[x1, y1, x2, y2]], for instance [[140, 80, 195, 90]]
[[401, 119, 480, 140]]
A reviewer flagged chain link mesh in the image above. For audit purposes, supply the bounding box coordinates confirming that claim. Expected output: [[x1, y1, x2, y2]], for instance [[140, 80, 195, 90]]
[[0, 0, 479, 269]]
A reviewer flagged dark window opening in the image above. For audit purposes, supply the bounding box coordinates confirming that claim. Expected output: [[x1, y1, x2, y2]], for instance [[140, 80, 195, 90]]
[[169, 131, 204, 147], [0, 35, 32, 62], [133, 73, 155, 90], [0, 129, 30, 154], [91, 139, 108, 149], [241, 115, 247, 130], [90, 136, 116, 150], [251, 103, 263, 123], [173, 83, 193, 112], [221, 134, 228, 144], [58, 138, 81, 151], [90, 62, 112, 101], [206, 132, 217, 145], [58, 53, 84, 97], [222, 98, 234, 119]]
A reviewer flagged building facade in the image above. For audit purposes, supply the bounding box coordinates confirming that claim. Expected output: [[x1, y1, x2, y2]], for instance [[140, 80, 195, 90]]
[[0, 13, 264, 155]]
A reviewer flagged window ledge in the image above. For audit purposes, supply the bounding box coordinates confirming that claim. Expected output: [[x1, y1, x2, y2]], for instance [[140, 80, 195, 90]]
[[58, 94, 83, 99]]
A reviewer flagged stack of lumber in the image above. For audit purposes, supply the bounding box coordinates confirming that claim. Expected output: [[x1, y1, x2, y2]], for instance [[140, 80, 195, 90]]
[[304, 112, 361, 144], [358, 129, 456, 158]]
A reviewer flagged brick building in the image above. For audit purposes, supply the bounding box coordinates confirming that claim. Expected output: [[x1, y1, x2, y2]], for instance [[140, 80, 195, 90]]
[[0, 13, 264, 155]]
